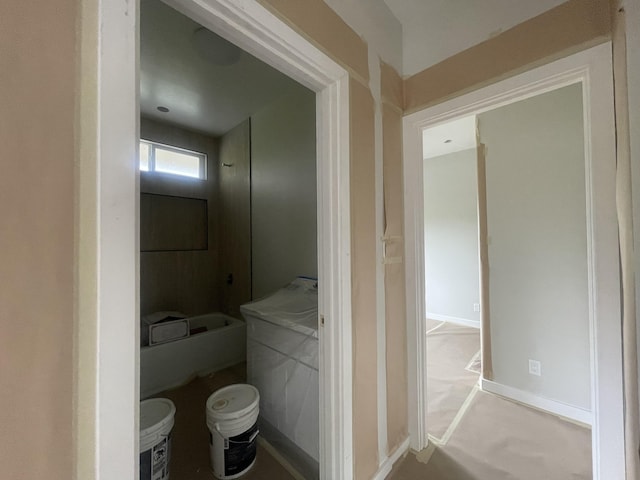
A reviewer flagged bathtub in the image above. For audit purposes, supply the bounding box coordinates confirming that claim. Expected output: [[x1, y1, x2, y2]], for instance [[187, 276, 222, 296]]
[[140, 312, 246, 398]]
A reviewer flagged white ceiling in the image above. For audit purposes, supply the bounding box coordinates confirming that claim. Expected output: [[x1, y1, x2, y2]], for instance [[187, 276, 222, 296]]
[[423, 116, 477, 160], [141, 0, 569, 136], [382, 0, 568, 76], [140, 0, 304, 137]]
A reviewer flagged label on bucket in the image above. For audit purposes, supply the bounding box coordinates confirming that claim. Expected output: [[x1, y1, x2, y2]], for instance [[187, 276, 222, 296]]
[[140, 433, 172, 480], [224, 421, 258, 477]]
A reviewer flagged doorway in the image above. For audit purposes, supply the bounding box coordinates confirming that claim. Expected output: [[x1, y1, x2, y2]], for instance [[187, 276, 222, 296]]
[[404, 43, 624, 479], [77, 1, 353, 479]]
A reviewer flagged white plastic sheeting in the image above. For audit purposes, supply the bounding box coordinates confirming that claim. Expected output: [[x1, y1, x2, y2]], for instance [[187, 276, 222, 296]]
[[241, 277, 319, 465]]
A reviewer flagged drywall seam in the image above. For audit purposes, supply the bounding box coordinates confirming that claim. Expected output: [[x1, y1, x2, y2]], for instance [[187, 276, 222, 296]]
[[75, 0, 99, 478], [380, 61, 403, 111], [322, 0, 402, 74], [476, 143, 494, 381], [256, 0, 369, 83], [370, 47, 389, 465], [350, 76, 380, 480], [610, 1, 640, 478], [403, 0, 611, 114], [382, 103, 408, 454]]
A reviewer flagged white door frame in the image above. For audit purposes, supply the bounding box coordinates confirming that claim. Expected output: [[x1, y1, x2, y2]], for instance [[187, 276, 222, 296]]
[[77, 1, 353, 479], [403, 42, 624, 479]]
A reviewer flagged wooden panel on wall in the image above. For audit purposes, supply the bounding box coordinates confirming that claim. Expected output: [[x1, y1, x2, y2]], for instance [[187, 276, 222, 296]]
[[219, 119, 252, 318], [139, 118, 220, 316], [140, 193, 208, 252]]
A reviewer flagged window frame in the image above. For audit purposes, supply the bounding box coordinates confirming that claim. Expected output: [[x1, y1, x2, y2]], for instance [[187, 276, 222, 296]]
[[139, 139, 207, 179]]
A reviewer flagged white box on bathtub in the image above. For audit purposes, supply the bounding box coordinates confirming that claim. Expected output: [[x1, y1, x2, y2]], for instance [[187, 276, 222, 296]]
[[149, 318, 190, 345]]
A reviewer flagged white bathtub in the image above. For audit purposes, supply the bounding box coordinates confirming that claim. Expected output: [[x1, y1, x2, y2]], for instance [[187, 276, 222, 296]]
[[140, 312, 246, 398]]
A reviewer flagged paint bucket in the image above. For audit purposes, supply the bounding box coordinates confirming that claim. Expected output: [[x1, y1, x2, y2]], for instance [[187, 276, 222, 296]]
[[140, 398, 176, 480], [206, 384, 260, 479]]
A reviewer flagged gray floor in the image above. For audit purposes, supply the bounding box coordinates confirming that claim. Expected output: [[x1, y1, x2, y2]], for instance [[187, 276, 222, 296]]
[[388, 320, 592, 480]]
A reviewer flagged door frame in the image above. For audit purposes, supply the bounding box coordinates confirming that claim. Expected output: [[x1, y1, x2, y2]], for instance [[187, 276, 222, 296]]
[[75, 0, 353, 479], [403, 42, 624, 479]]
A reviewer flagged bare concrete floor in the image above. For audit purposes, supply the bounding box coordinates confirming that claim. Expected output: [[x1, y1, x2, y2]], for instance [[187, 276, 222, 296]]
[[152, 363, 295, 480], [388, 321, 592, 480]]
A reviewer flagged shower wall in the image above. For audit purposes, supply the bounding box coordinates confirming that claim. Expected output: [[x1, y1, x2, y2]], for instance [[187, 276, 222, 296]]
[[140, 117, 220, 316]]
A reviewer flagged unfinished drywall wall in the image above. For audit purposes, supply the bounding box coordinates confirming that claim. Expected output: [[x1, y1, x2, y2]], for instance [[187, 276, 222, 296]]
[[423, 148, 480, 325], [349, 77, 380, 480], [404, 0, 611, 113], [258, 0, 370, 83], [251, 85, 317, 299], [139, 118, 220, 316], [478, 83, 590, 410], [382, 75, 408, 451], [323, 0, 402, 73], [0, 0, 76, 478]]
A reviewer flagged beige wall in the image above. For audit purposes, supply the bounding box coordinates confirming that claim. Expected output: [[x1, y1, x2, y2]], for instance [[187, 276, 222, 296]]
[[2, 0, 625, 479], [257, 1, 409, 477], [381, 62, 408, 452], [404, 0, 611, 113], [0, 1, 76, 479]]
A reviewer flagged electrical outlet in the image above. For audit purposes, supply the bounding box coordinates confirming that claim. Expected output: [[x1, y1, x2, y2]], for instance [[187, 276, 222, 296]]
[[473, 303, 480, 312], [529, 359, 542, 376]]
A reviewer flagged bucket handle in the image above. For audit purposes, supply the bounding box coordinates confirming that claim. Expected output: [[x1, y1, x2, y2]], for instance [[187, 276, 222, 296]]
[[228, 429, 259, 445]]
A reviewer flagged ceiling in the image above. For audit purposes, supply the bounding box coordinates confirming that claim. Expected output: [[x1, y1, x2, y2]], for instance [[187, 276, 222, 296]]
[[382, 0, 568, 76], [423, 116, 477, 160], [140, 0, 569, 136], [140, 0, 304, 137]]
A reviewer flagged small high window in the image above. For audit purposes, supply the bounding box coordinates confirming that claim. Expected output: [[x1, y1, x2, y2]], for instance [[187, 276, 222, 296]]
[[139, 140, 206, 179]]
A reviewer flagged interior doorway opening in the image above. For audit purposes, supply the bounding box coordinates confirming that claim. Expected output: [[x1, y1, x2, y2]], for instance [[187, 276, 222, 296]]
[[405, 43, 623, 480], [138, 1, 320, 476], [80, 1, 353, 479], [420, 83, 595, 478]]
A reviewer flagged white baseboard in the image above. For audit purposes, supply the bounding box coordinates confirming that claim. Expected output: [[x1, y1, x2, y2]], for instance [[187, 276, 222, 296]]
[[480, 378, 593, 426], [371, 437, 410, 480], [426, 313, 480, 329]]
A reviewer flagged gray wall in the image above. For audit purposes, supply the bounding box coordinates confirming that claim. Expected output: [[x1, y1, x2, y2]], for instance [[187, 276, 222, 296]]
[[218, 120, 252, 318], [479, 83, 590, 409], [251, 85, 317, 298], [139, 117, 220, 316], [423, 148, 480, 324]]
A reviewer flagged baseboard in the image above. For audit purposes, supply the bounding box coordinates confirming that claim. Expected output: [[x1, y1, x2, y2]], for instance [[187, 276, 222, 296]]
[[257, 437, 306, 480], [426, 313, 480, 329], [480, 378, 593, 426], [371, 437, 411, 480]]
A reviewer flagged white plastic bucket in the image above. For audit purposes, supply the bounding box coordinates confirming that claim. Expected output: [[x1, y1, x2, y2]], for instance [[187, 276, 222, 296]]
[[140, 398, 176, 480], [206, 384, 260, 479]]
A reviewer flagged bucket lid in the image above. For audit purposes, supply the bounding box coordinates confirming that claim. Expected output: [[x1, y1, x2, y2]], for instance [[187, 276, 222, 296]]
[[206, 384, 259, 421], [140, 398, 176, 437]]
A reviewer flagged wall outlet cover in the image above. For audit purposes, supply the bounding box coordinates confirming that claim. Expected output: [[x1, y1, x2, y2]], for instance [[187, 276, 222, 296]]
[[528, 359, 542, 376], [473, 303, 480, 312]]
